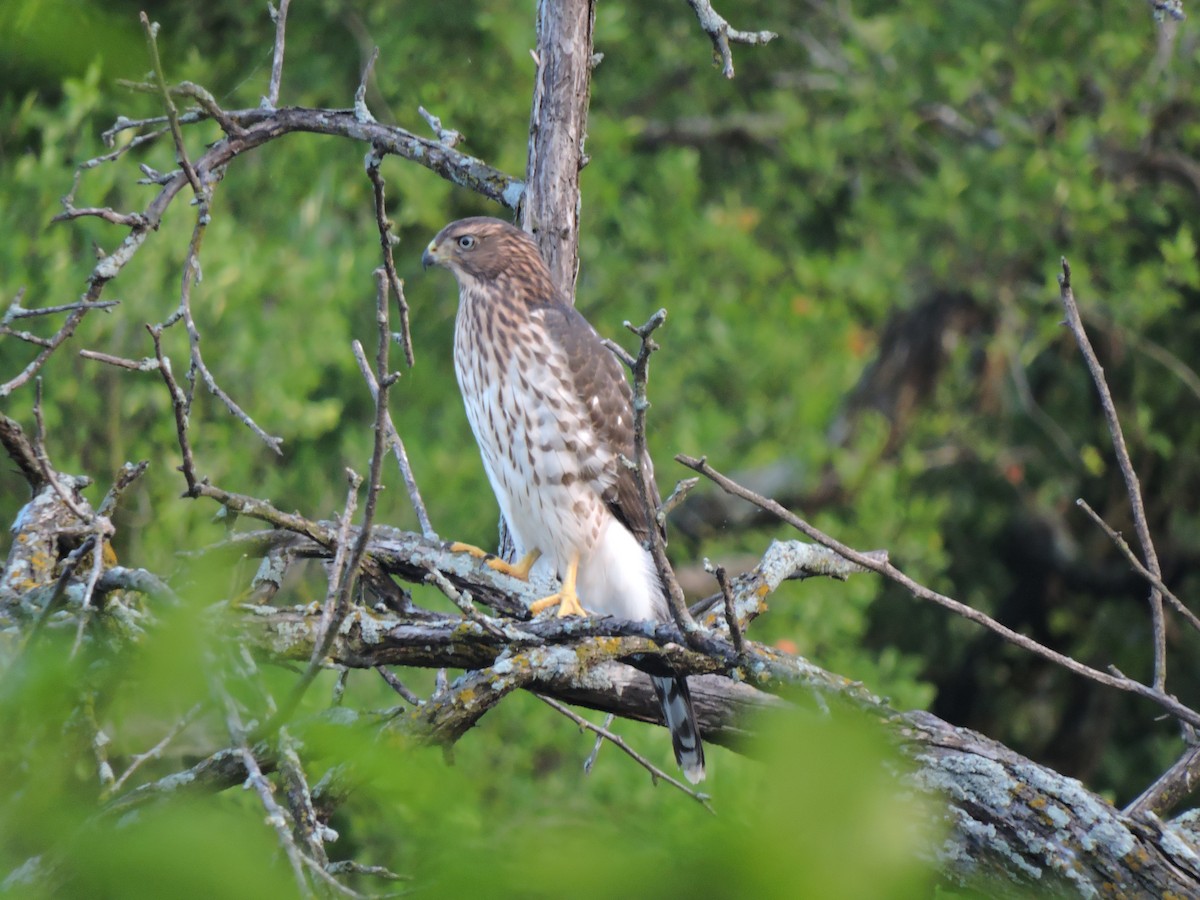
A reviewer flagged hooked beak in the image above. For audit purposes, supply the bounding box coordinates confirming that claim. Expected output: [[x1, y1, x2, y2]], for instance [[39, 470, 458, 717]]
[[421, 243, 438, 271]]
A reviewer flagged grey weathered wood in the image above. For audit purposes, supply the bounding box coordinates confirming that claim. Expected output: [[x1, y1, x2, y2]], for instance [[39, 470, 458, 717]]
[[520, 0, 595, 298]]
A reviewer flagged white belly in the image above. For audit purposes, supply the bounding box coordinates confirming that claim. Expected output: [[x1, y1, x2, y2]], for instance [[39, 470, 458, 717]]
[[454, 304, 662, 622]]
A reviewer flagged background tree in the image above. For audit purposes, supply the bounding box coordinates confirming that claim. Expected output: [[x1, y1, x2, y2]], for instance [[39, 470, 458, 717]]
[[3, 0, 1200, 896]]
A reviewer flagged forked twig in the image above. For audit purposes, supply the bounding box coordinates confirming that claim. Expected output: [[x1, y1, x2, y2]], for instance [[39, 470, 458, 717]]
[[684, 0, 777, 78]]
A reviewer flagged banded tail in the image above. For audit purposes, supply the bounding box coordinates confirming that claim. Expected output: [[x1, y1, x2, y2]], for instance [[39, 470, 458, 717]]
[[651, 674, 705, 783]]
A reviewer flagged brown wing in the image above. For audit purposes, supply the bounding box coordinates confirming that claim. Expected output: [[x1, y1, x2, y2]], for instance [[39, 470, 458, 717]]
[[538, 302, 666, 545]]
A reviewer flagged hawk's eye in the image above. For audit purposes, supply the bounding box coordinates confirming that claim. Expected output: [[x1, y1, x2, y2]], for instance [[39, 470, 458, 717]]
[[457, 235, 476, 250]]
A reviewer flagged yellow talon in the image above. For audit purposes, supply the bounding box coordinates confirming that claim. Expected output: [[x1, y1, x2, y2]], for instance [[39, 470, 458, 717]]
[[529, 553, 587, 618], [449, 542, 541, 581]]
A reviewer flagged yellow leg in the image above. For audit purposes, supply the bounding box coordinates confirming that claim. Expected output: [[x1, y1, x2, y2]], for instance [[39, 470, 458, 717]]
[[529, 553, 587, 618], [449, 542, 541, 581]]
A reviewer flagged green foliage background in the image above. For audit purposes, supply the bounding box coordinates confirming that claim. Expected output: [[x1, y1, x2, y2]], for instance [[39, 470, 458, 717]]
[[2, 0, 1198, 894]]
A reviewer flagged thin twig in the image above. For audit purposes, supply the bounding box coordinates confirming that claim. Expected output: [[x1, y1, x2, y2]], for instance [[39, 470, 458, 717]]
[[78, 349, 159, 371], [70, 530, 108, 658], [79, 692, 114, 789], [148, 325, 199, 493], [624, 310, 702, 643], [354, 47, 380, 123], [417, 105, 463, 148], [601, 336, 636, 369], [281, 469, 362, 720], [657, 477, 699, 528], [710, 561, 745, 657], [107, 703, 204, 796], [1076, 499, 1200, 633], [352, 340, 434, 538], [138, 13, 203, 196], [375, 666, 424, 706], [325, 861, 410, 882], [159, 203, 284, 454], [420, 566, 538, 642], [0, 413, 45, 489], [1059, 258, 1166, 691], [537, 695, 714, 812], [322, 470, 365, 646], [583, 712, 616, 774], [266, 0, 292, 108], [3, 299, 119, 320], [364, 151, 415, 366], [19, 536, 96, 657], [0, 326, 54, 347], [423, 565, 511, 641]]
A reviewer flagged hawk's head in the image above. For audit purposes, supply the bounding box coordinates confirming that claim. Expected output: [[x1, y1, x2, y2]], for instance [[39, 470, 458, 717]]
[[422, 217, 557, 299]]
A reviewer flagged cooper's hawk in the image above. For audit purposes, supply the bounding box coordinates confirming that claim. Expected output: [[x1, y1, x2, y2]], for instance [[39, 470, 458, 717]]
[[422, 217, 705, 783]]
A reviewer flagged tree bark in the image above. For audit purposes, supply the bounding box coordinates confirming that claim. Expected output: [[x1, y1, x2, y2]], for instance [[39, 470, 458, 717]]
[[520, 0, 595, 298]]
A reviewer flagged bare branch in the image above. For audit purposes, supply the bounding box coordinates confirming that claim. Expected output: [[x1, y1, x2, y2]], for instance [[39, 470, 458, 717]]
[[675, 453, 1200, 730], [352, 340, 435, 539], [138, 13, 203, 197], [3, 297, 119, 319], [157, 201, 285, 455], [418, 105, 463, 148], [78, 349, 159, 371], [423, 565, 524, 642], [365, 149, 414, 367], [32, 380, 100, 528], [684, 0, 778, 79], [148, 325, 199, 493], [1059, 258, 1166, 691], [375, 666, 424, 706], [623, 309, 702, 643], [1124, 741, 1200, 819], [537, 695, 714, 811], [657, 476, 699, 528], [354, 47, 380, 123], [1077, 499, 1200, 634], [265, 0, 292, 108], [710, 562, 744, 657], [106, 703, 204, 797]]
